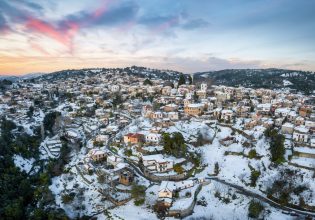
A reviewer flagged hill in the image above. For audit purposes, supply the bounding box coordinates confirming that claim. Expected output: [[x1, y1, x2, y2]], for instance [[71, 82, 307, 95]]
[[193, 69, 315, 94]]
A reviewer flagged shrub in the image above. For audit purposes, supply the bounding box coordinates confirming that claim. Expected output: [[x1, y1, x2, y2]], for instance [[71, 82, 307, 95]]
[[248, 200, 264, 218], [124, 149, 133, 157], [134, 198, 145, 206], [248, 149, 257, 159], [61, 193, 75, 204], [250, 170, 261, 187], [131, 184, 146, 200], [174, 164, 184, 174]]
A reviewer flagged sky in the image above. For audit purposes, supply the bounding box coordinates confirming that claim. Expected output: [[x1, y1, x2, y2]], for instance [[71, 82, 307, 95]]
[[0, 0, 315, 75]]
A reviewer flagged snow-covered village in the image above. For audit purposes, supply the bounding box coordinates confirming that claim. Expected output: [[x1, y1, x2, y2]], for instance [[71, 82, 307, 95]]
[[1, 67, 315, 220]]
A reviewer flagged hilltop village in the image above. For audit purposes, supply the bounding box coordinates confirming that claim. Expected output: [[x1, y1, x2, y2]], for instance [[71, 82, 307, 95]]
[[1, 68, 315, 220]]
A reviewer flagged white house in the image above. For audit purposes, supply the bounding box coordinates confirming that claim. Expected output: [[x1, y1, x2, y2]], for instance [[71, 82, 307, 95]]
[[274, 108, 291, 117], [142, 154, 173, 173], [107, 155, 123, 167], [256, 103, 271, 114], [311, 136, 315, 147], [145, 133, 162, 144], [200, 83, 207, 92], [293, 126, 309, 143], [158, 181, 177, 207], [167, 112, 179, 121], [281, 122, 294, 134], [110, 85, 120, 92], [305, 120, 315, 129], [221, 109, 234, 122]]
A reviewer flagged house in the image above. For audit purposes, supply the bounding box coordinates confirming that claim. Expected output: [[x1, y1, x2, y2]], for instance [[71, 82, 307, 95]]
[[175, 180, 194, 190], [145, 133, 162, 144], [123, 133, 144, 145], [295, 116, 305, 126], [305, 120, 315, 129], [167, 112, 179, 121], [150, 111, 163, 119], [221, 109, 234, 122], [107, 155, 123, 167], [256, 103, 271, 115], [95, 134, 109, 143], [184, 103, 204, 116], [119, 170, 134, 186], [299, 106, 312, 117], [287, 111, 297, 122], [311, 136, 315, 148], [275, 118, 285, 127], [163, 104, 178, 112], [196, 90, 207, 99], [274, 108, 291, 117], [162, 86, 172, 96], [88, 149, 107, 162], [293, 126, 309, 143], [236, 106, 250, 117], [142, 154, 173, 173], [281, 122, 294, 134], [262, 95, 271, 104], [110, 85, 120, 92], [200, 83, 207, 92], [157, 181, 177, 207]]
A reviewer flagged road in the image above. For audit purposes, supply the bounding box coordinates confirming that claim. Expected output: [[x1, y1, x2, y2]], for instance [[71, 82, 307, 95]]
[[106, 113, 315, 218], [206, 176, 315, 218]]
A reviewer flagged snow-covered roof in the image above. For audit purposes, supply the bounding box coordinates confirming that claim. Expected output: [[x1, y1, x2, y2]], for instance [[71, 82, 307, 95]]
[[294, 125, 309, 133], [159, 181, 176, 193], [142, 154, 173, 162]]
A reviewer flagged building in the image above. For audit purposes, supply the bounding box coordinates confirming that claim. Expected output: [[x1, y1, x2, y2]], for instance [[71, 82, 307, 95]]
[[145, 133, 162, 144], [123, 133, 145, 145], [281, 122, 294, 134], [119, 170, 134, 186], [142, 154, 173, 173], [221, 109, 234, 122], [293, 126, 309, 143], [256, 103, 271, 115], [157, 181, 177, 208], [88, 149, 107, 162], [184, 103, 204, 116]]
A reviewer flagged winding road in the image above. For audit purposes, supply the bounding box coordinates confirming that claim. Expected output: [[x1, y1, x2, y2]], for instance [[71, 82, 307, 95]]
[[206, 176, 315, 218]]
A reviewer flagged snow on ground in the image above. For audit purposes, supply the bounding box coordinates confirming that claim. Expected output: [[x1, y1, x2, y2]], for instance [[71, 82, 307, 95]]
[[189, 182, 295, 220], [99, 200, 158, 220], [13, 154, 35, 173]]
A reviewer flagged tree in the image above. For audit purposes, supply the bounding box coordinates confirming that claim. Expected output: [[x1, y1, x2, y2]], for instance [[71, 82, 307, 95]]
[[43, 111, 61, 133], [188, 75, 193, 85], [131, 184, 146, 205], [214, 162, 220, 175], [248, 149, 257, 159], [162, 132, 186, 157], [143, 78, 153, 86], [61, 193, 75, 204], [178, 74, 186, 86], [248, 200, 264, 218], [265, 128, 285, 164], [97, 174, 106, 184], [250, 169, 261, 187], [174, 164, 184, 174], [27, 106, 35, 118]]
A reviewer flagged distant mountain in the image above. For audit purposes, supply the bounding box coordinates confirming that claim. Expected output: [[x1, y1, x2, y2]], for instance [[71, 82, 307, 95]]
[[27, 66, 184, 82], [194, 68, 315, 94], [19, 67, 315, 94], [0, 72, 44, 81]]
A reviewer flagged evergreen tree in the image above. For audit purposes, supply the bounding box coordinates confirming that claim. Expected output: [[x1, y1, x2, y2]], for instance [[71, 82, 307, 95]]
[[178, 74, 186, 86]]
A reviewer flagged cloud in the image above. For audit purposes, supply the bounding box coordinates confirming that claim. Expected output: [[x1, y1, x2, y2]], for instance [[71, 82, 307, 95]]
[[0, 14, 9, 32], [26, 18, 78, 51], [62, 0, 139, 28], [182, 18, 210, 30]]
